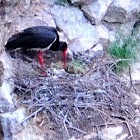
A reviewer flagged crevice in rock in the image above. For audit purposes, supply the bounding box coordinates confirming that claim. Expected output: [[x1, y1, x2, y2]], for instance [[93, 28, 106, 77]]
[[0, 122, 4, 140], [81, 9, 96, 25], [102, 20, 123, 31]]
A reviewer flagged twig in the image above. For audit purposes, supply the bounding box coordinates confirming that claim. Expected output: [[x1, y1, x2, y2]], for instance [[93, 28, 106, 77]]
[[128, 65, 138, 94], [63, 109, 70, 138], [125, 121, 134, 140]]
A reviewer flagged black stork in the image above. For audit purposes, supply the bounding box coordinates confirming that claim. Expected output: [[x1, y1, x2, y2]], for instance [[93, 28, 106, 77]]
[[5, 26, 67, 71]]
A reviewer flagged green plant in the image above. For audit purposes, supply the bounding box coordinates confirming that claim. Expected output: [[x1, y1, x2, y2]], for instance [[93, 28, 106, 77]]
[[66, 58, 87, 74], [56, 0, 68, 6], [108, 31, 139, 73]]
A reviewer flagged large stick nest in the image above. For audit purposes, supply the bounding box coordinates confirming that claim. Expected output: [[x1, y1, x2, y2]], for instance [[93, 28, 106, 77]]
[[11, 52, 140, 139]]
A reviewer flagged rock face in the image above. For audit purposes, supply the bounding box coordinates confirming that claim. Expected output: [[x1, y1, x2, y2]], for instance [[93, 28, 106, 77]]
[[104, 0, 140, 23], [81, 0, 114, 24], [0, 0, 140, 139], [0, 61, 4, 87], [50, 5, 99, 52]]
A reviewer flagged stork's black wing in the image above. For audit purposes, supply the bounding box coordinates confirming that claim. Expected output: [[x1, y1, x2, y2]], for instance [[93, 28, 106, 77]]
[[5, 26, 59, 51]]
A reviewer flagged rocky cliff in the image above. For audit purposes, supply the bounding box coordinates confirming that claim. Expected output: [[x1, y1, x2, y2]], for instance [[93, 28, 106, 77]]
[[0, 0, 140, 140]]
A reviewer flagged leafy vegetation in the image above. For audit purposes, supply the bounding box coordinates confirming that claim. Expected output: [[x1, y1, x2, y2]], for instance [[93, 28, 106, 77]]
[[67, 58, 87, 74], [108, 31, 139, 73], [56, 0, 68, 6]]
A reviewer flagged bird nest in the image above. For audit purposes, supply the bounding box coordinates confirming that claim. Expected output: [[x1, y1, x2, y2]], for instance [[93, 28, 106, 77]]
[[12, 52, 140, 139]]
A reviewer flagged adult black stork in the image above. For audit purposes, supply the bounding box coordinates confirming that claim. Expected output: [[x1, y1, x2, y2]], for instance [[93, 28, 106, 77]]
[[5, 26, 67, 71]]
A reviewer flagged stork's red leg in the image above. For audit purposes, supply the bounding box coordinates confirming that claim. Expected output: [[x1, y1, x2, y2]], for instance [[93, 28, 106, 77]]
[[38, 51, 47, 76], [63, 48, 67, 69], [38, 51, 43, 69]]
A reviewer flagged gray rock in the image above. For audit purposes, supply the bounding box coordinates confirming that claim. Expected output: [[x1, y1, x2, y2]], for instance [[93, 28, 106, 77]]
[[50, 5, 99, 52], [0, 108, 26, 140], [82, 0, 114, 24], [104, 0, 140, 23], [0, 61, 4, 87]]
